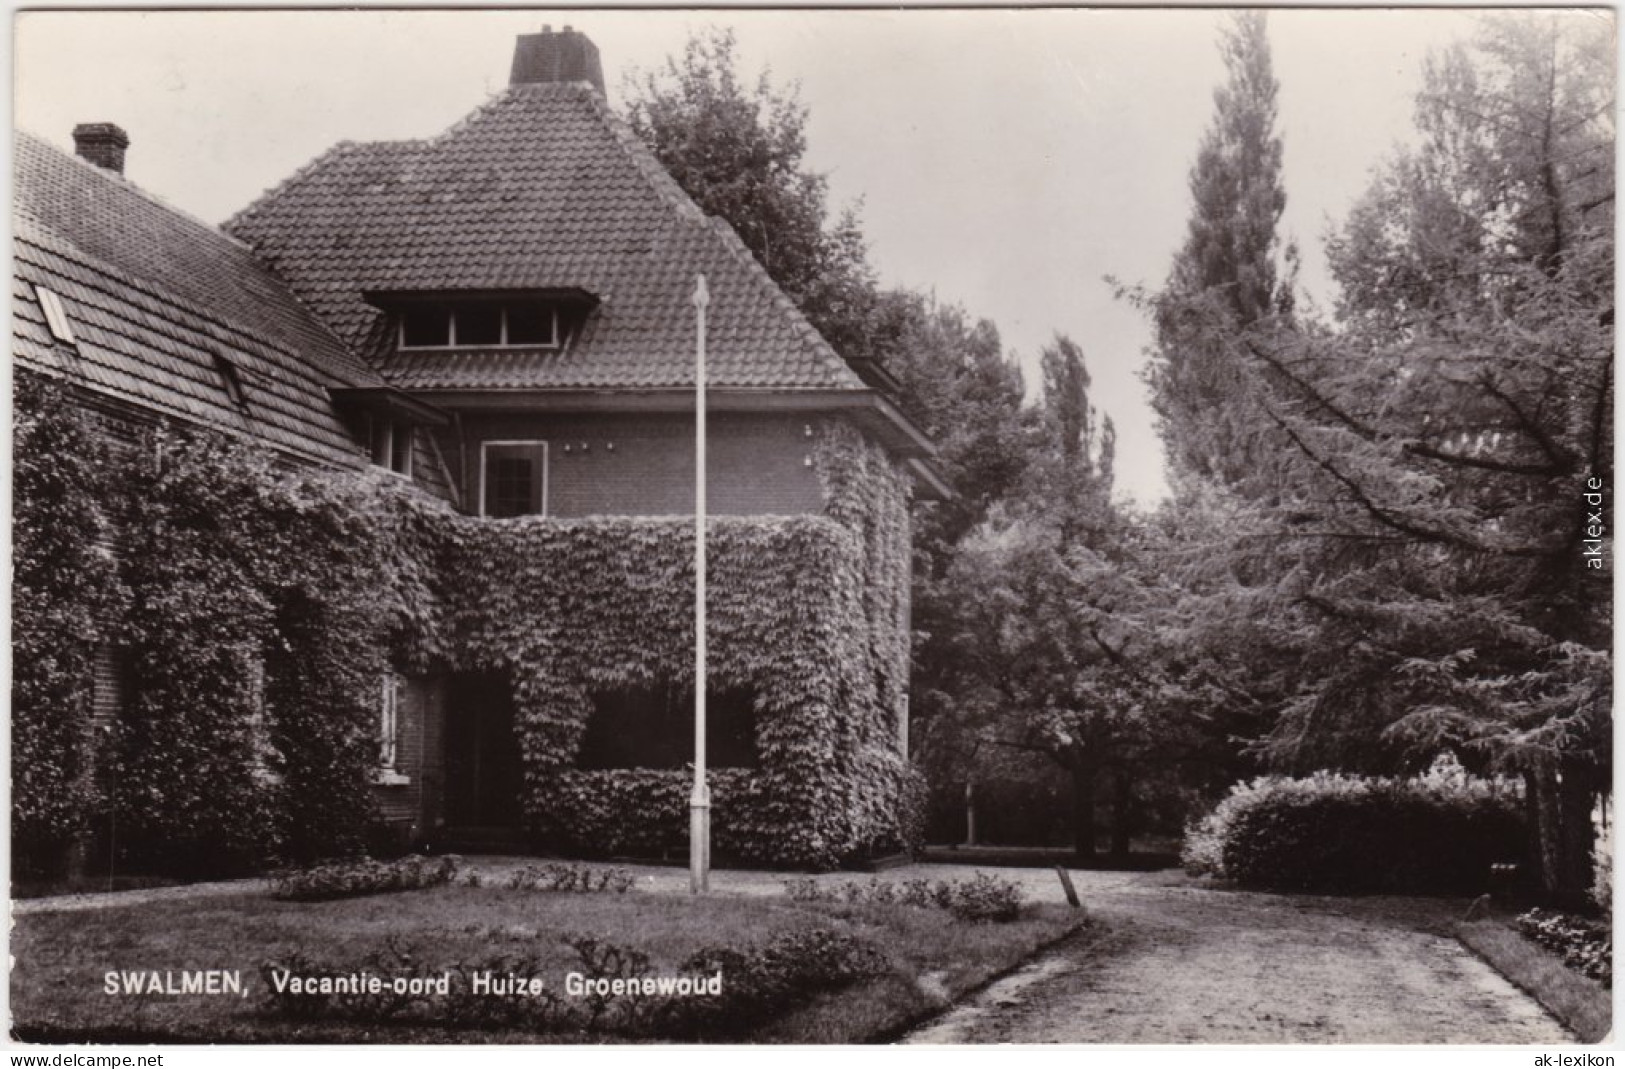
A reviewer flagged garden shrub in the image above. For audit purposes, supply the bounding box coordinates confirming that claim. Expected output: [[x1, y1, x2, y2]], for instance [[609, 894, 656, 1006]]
[[941, 871, 1027, 922], [499, 863, 634, 894], [1516, 908, 1612, 985], [271, 854, 461, 901], [1184, 761, 1525, 893], [784, 871, 1025, 922]]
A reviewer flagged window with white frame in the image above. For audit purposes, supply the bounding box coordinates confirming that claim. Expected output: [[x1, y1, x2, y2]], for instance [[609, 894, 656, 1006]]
[[479, 441, 548, 518], [378, 673, 406, 776], [399, 300, 559, 350]]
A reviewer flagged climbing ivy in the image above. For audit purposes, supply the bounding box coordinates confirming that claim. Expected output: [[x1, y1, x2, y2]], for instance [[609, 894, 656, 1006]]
[[11, 376, 122, 870], [426, 419, 922, 867], [108, 430, 427, 874], [440, 511, 913, 867], [14, 384, 924, 873]]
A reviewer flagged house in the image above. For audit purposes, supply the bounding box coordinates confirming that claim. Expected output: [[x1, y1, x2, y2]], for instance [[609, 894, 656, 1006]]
[[13, 27, 941, 869]]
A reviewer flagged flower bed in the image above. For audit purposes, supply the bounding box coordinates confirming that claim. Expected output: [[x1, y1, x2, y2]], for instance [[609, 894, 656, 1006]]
[[1515, 908, 1612, 986], [271, 855, 462, 902], [784, 872, 1025, 922]]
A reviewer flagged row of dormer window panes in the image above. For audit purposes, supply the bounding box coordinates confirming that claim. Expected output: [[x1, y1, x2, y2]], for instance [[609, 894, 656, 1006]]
[[399, 301, 559, 349]]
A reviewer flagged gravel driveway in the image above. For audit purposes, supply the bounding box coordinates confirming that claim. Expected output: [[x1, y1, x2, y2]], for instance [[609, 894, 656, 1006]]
[[904, 869, 1573, 1044]]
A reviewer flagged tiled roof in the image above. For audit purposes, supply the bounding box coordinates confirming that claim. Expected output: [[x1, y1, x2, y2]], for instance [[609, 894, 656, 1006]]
[[12, 132, 381, 469], [225, 83, 866, 394]]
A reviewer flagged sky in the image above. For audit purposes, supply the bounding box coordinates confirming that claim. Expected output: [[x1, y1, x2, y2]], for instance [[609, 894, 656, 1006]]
[[12, 6, 1519, 504]]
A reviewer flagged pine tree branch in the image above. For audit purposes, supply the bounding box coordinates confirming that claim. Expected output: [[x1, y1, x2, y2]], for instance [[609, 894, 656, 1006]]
[[1475, 371, 1575, 472], [1261, 404, 1465, 549], [1249, 339, 1569, 477]]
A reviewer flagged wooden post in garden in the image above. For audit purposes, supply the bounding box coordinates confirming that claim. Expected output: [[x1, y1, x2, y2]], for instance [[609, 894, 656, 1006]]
[[1054, 865, 1081, 909], [690, 274, 711, 895]]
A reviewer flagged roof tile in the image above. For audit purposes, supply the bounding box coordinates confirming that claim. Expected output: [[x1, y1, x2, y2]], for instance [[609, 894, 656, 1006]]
[[13, 133, 378, 469], [226, 83, 864, 394]]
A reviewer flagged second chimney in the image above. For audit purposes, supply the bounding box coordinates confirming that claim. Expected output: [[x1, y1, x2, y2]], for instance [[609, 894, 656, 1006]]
[[73, 123, 130, 175], [509, 25, 605, 95]]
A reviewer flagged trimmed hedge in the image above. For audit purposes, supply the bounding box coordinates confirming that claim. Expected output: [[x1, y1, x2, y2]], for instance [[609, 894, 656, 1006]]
[[1184, 765, 1525, 894]]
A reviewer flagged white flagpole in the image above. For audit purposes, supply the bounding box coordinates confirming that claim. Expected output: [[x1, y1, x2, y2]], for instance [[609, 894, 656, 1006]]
[[690, 274, 711, 894]]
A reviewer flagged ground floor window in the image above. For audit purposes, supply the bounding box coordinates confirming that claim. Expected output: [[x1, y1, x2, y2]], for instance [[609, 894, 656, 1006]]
[[376, 674, 409, 785], [577, 685, 758, 770]]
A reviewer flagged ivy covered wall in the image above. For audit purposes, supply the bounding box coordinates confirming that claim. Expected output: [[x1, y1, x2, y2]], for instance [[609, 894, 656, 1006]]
[[13, 373, 433, 875], [13, 374, 923, 874], [436, 419, 921, 868], [12, 376, 121, 868]]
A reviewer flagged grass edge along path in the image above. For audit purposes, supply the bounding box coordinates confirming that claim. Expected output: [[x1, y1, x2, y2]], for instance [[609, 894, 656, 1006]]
[[757, 912, 1098, 1044], [1455, 919, 1611, 1043]]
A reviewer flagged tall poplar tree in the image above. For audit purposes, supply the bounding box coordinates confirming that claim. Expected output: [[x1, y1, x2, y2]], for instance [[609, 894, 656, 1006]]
[[1145, 11, 1295, 491]]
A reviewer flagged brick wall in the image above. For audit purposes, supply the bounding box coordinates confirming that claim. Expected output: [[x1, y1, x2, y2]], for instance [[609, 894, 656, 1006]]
[[457, 411, 826, 517]]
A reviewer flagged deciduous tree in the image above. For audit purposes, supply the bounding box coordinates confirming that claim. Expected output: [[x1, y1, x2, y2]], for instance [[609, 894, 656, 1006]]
[[624, 29, 885, 362]]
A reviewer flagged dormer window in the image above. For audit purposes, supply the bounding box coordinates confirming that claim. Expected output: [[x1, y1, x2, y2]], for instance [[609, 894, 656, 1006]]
[[328, 386, 448, 483], [368, 416, 414, 477], [398, 299, 559, 350]]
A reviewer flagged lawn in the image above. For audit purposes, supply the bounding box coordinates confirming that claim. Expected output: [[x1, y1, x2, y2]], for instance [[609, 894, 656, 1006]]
[[11, 880, 1090, 1043]]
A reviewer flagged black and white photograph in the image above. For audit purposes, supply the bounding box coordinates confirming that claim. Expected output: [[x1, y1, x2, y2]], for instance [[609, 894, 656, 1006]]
[[6, 5, 1614, 1052]]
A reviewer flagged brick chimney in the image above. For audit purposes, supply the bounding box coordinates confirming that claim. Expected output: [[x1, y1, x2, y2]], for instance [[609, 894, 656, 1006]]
[[72, 123, 129, 175], [510, 25, 605, 95]]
